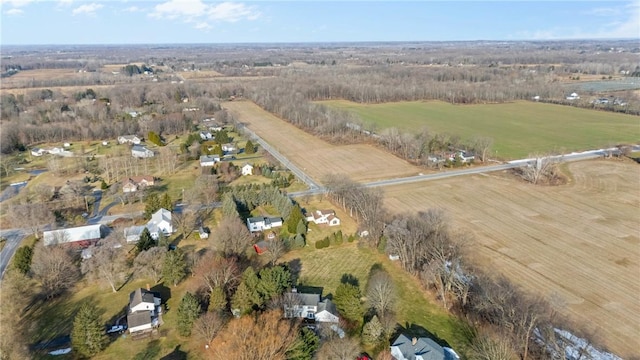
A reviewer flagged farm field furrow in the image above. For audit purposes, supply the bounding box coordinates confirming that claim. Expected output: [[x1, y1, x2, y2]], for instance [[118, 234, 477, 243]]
[[382, 160, 640, 358], [222, 101, 423, 183], [319, 100, 640, 159]]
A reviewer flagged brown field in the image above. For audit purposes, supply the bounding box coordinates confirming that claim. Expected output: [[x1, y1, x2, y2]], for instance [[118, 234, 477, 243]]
[[0, 69, 91, 89], [222, 101, 422, 183], [177, 70, 224, 79], [0, 83, 125, 96], [382, 159, 640, 358]]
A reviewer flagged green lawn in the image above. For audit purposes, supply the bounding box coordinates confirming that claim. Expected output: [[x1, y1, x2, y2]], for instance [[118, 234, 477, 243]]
[[319, 100, 640, 159], [281, 243, 472, 357]]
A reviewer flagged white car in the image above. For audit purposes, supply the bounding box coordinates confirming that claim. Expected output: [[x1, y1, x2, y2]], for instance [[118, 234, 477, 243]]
[[106, 325, 125, 334]]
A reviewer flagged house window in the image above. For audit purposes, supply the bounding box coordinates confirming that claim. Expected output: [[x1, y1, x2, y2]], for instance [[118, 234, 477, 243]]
[[307, 312, 315, 319]]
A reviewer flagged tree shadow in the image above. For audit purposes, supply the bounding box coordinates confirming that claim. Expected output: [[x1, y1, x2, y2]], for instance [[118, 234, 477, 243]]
[[287, 258, 302, 284], [133, 339, 161, 360], [160, 344, 188, 360], [151, 282, 172, 307]]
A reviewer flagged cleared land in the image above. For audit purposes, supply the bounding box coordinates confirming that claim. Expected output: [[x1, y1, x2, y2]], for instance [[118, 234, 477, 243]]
[[319, 100, 640, 159], [222, 101, 423, 183], [382, 159, 640, 358]]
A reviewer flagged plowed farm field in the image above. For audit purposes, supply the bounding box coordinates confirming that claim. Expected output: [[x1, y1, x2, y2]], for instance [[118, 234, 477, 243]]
[[222, 101, 422, 183], [383, 160, 640, 358]]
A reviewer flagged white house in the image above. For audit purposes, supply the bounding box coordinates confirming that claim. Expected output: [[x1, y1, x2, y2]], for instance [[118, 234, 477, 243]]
[[247, 216, 283, 232], [241, 163, 254, 176], [200, 155, 220, 167], [566, 92, 580, 100], [306, 210, 341, 226], [132, 145, 154, 158], [222, 143, 237, 153], [124, 208, 173, 243], [48, 147, 63, 155], [283, 289, 340, 323], [199, 131, 213, 140], [127, 288, 162, 334], [124, 226, 147, 244], [198, 227, 209, 239], [147, 208, 173, 239], [118, 135, 141, 145], [31, 148, 46, 156]]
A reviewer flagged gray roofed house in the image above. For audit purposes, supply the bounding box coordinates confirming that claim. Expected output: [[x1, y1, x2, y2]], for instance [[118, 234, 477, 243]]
[[247, 216, 283, 232], [147, 208, 172, 239], [127, 310, 153, 333], [199, 155, 219, 167], [127, 288, 162, 334], [391, 334, 459, 360], [283, 289, 339, 323], [124, 225, 146, 243], [316, 298, 339, 323], [131, 145, 154, 158]]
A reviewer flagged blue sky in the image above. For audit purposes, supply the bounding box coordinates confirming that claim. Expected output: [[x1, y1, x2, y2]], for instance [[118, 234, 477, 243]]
[[1, 1, 638, 45]]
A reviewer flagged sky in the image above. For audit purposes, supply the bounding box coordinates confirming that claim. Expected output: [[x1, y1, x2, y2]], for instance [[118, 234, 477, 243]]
[[1, 0, 639, 45]]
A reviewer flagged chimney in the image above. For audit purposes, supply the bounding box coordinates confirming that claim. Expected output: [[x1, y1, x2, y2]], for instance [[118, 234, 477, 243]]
[[412, 337, 417, 346], [146, 283, 151, 291]]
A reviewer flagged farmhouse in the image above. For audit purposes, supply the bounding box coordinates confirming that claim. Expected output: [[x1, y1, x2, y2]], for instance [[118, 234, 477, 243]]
[[241, 163, 254, 176], [200, 155, 220, 167], [199, 131, 213, 140], [131, 145, 154, 158], [305, 209, 341, 226], [124, 208, 173, 243], [390, 334, 460, 360], [118, 135, 141, 145], [122, 175, 155, 193], [31, 148, 46, 156], [43, 224, 107, 247], [127, 287, 162, 334], [283, 289, 340, 323], [247, 216, 283, 232]]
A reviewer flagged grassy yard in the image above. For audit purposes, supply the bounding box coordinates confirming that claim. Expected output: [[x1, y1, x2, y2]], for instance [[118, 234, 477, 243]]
[[280, 243, 472, 356], [319, 100, 640, 159]]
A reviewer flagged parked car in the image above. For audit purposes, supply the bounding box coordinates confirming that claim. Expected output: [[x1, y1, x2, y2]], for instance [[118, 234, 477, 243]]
[[106, 325, 126, 334]]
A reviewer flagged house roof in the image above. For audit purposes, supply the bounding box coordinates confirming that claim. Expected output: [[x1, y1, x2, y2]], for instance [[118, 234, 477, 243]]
[[132, 145, 151, 152], [298, 293, 321, 307], [317, 299, 338, 315], [124, 225, 146, 237], [242, 163, 253, 169], [43, 224, 105, 246], [391, 334, 446, 360], [129, 288, 157, 308], [147, 208, 171, 234], [200, 155, 219, 162], [120, 135, 139, 139], [127, 310, 152, 329]]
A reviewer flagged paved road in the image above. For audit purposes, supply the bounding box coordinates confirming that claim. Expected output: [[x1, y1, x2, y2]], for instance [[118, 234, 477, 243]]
[[237, 123, 321, 190], [0, 228, 28, 279]]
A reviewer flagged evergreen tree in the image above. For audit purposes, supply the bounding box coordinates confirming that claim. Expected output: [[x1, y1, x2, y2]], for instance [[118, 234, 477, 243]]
[[293, 234, 305, 249], [245, 140, 256, 154], [362, 315, 384, 345], [286, 204, 305, 234], [144, 193, 161, 219], [160, 193, 172, 210], [136, 228, 155, 253], [257, 265, 292, 303], [71, 303, 108, 358], [221, 193, 239, 218], [162, 248, 186, 286], [100, 180, 108, 190], [334, 283, 364, 325], [296, 219, 307, 236], [212, 144, 223, 156], [208, 286, 227, 312], [287, 327, 320, 360], [215, 130, 229, 144], [13, 245, 33, 275], [231, 281, 254, 315], [177, 292, 201, 336]]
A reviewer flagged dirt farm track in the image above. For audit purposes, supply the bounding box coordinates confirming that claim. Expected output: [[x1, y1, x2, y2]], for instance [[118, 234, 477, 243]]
[[383, 160, 640, 358]]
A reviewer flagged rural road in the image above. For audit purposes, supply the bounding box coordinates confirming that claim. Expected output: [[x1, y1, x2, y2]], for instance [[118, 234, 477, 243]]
[[1, 145, 636, 280]]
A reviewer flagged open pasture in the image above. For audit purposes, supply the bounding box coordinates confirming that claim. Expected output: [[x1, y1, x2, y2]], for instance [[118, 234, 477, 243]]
[[222, 101, 423, 183], [382, 159, 640, 358], [319, 100, 640, 159], [0, 69, 91, 89]]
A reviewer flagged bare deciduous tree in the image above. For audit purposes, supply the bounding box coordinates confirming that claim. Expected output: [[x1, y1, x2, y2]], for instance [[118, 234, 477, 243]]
[[366, 269, 396, 317], [265, 238, 287, 266], [316, 335, 362, 360], [193, 311, 228, 346], [81, 237, 128, 292], [517, 154, 559, 185], [134, 246, 168, 284], [471, 136, 494, 162], [470, 333, 518, 360], [31, 244, 79, 298], [7, 203, 54, 239], [193, 252, 240, 293], [212, 216, 253, 257]]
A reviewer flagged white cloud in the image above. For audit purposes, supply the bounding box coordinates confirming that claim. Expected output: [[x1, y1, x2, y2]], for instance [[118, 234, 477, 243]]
[[150, 0, 260, 29], [0, 0, 35, 7], [514, 1, 640, 40], [71, 2, 103, 16], [123, 5, 141, 12], [57, 0, 74, 6], [5, 7, 23, 15]]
